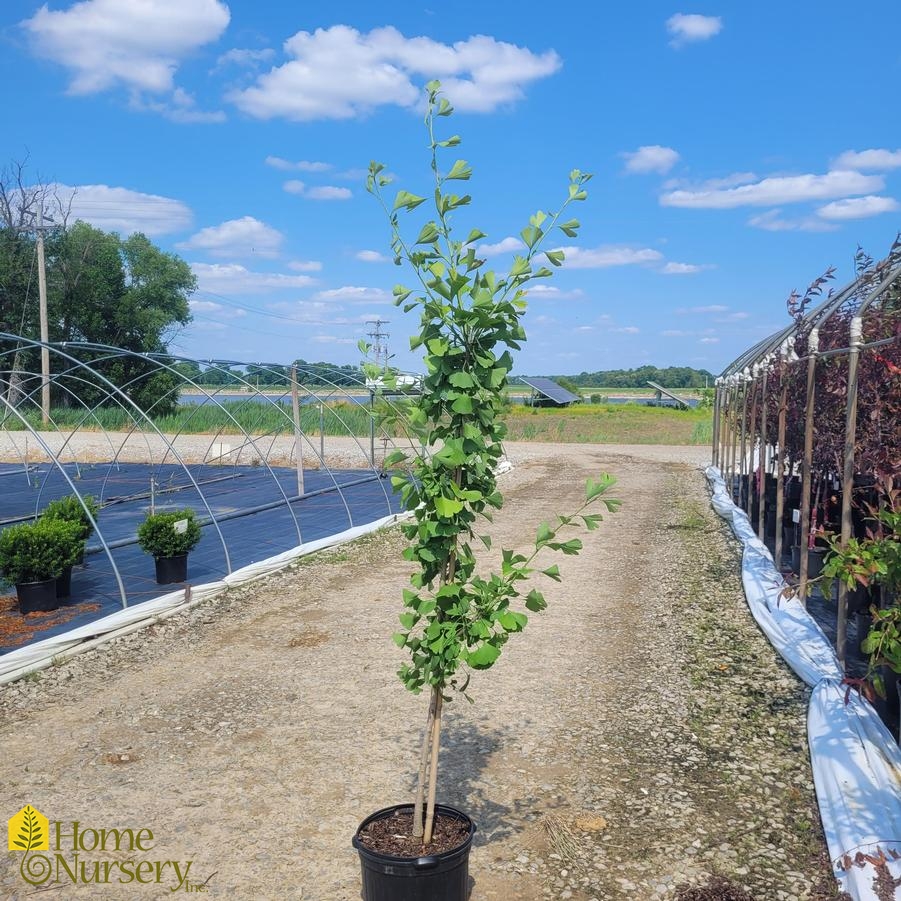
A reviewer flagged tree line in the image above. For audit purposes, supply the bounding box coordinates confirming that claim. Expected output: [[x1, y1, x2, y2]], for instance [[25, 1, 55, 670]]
[[174, 360, 365, 388], [0, 162, 194, 416], [553, 365, 715, 388]]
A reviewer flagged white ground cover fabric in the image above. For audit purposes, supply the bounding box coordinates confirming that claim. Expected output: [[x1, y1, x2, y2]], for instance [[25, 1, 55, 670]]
[[707, 466, 901, 899], [0, 513, 404, 684]]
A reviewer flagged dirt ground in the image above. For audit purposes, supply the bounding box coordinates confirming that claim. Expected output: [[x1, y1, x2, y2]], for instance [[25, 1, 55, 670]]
[[0, 443, 840, 900]]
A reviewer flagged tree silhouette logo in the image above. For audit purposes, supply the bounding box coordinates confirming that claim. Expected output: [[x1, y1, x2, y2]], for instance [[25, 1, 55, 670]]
[[7, 806, 51, 886]]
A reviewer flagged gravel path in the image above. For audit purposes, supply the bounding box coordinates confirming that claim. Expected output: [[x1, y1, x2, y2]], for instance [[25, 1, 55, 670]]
[[0, 443, 842, 900]]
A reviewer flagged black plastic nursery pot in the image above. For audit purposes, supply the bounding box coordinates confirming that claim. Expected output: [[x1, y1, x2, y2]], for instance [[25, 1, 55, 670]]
[[56, 565, 72, 599], [352, 804, 476, 901], [154, 554, 188, 584], [790, 545, 827, 579], [847, 585, 873, 616], [790, 544, 800, 576], [807, 546, 827, 580], [854, 611, 871, 646], [17, 578, 61, 614]]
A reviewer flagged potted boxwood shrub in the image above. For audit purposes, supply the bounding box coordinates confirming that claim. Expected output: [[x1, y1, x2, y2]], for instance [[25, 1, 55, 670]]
[[351, 81, 620, 901], [42, 493, 100, 546], [137, 508, 202, 584], [42, 493, 100, 596], [0, 518, 84, 613]]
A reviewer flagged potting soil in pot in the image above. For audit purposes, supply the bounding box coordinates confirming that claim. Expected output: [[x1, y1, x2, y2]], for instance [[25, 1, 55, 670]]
[[355, 808, 469, 857]]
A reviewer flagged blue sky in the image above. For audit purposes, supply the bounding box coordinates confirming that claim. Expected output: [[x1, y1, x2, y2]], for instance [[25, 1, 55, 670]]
[[2, 1, 900, 376]]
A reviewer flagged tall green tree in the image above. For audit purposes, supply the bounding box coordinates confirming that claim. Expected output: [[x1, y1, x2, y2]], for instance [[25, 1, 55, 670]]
[[366, 82, 620, 848]]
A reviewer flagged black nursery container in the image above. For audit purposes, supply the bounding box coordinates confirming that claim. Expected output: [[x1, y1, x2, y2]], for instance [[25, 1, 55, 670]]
[[154, 554, 188, 584], [56, 565, 72, 599], [16, 578, 59, 613], [352, 804, 475, 901]]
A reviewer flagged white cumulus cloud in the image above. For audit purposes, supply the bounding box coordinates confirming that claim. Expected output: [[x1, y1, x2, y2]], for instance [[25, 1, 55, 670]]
[[748, 209, 837, 232], [610, 326, 640, 334], [215, 48, 275, 70], [622, 145, 680, 175], [177, 217, 284, 258], [478, 236, 526, 257], [313, 286, 393, 303], [554, 246, 664, 269], [130, 86, 225, 123], [227, 25, 560, 120], [662, 261, 708, 274], [266, 301, 346, 324], [523, 285, 585, 300], [306, 186, 352, 201], [283, 181, 352, 200], [54, 183, 192, 236], [661, 170, 884, 208], [831, 148, 901, 171], [665, 172, 757, 191], [265, 156, 332, 172], [816, 195, 900, 221], [288, 260, 323, 272], [666, 13, 723, 47], [189, 298, 245, 319], [356, 250, 389, 263], [23, 0, 230, 95], [191, 263, 317, 294]]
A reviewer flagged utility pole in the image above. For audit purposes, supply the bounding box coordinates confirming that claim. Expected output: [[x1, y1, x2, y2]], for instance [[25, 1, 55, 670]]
[[366, 318, 390, 372], [33, 205, 52, 426]]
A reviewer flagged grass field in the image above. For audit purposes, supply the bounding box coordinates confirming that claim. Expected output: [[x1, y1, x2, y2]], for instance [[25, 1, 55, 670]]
[[0, 401, 377, 438], [502, 403, 713, 445], [574, 386, 707, 397], [1, 400, 714, 446]]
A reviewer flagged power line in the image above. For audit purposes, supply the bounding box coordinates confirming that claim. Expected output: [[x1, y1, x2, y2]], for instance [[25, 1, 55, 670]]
[[191, 291, 357, 327], [189, 312, 359, 344]]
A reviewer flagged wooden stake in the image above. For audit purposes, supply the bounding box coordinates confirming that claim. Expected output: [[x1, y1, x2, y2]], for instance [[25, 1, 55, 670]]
[[423, 690, 444, 845], [412, 689, 438, 839]]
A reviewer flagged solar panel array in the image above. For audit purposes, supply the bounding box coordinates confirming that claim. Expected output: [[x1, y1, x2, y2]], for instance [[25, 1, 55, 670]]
[[519, 376, 580, 405]]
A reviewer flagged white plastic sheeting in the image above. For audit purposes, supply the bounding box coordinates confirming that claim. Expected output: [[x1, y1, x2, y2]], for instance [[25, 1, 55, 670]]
[[707, 466, 901, 899], [0, 513, 405, 685]]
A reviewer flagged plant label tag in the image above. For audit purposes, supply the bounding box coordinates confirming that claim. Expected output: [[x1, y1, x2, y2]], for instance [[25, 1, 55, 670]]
[[173, 519, 188, 534], [792, 509, 801, 523]]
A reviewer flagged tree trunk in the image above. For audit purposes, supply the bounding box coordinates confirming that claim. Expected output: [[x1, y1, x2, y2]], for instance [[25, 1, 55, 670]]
[[423, 689, 444, 845], [412, 689, 438, 839]]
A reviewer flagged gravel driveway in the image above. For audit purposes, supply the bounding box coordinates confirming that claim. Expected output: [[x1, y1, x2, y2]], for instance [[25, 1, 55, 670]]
[[0, 443, 842, 900]]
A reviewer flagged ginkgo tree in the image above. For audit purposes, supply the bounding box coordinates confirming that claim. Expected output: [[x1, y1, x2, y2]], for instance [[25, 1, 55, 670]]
[[366, 80, 620, 848]]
